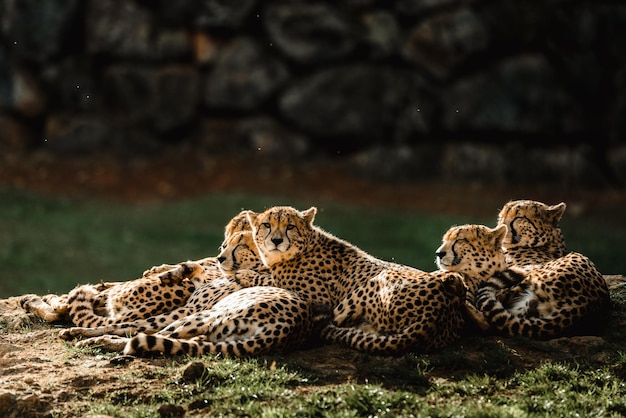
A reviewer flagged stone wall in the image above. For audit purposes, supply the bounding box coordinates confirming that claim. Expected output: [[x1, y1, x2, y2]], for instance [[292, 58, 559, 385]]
[[1, 0, 625, 187]]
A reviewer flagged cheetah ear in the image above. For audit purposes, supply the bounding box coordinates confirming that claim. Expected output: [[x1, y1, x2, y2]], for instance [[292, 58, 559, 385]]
[[301, 207, 317, 224], [246, 211, 259, 229], [490, 224, 507, 248], [547, 202, 566, 224]]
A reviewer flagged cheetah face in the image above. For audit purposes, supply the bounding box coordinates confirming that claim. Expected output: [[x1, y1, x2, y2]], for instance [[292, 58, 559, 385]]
[[435, 224, 507, 280], [217, 231, 262, 276], [497, 200, 566, 249], [223, 210, 253, 240], [247, 206, 317, 267]]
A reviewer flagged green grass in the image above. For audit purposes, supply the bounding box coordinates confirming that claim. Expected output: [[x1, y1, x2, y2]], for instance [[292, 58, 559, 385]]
[[0, 188, 624, 298], [75, 348, 626, 417]]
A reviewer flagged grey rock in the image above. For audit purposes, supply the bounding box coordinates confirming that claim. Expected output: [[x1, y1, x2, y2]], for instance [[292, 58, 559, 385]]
[[238, 117, 310, 157], [43, 114, 117, 154], [86, 0, 153, 58], [195, 0, 256, 29], [0, 0, 79, 62], [105, 66, 200, 133], [441, 142, 509, 185], [265, 3, 359, 64], [395, 0, 465, 15], [196, 117, 309, 158], [42, 114, 161, 156], [39, 58, 100, 112], [350, 144, 442, 181], [0, 52, 45, 116], [153, 0, 256, 29], [204, 38, 289, 111], [403, 8, 489, 79], [279, 65, 431, 149], [441, 55, 586, 133], [361, 11, 401, 58], [607, 146, 626, 185]]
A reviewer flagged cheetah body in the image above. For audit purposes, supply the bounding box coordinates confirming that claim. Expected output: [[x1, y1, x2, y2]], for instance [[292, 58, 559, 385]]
[[248, 206, 466, 354], [60, 231, 268, 340], [69, 231, 313, 358], [437, 223, 610, 339]]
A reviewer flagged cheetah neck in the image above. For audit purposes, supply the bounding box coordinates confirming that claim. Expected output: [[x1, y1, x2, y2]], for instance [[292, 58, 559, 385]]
[[266, 226, 389, 306], [504, 245, 565, 268]]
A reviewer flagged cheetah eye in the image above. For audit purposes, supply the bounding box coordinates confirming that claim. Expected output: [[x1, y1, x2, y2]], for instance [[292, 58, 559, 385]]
[[286, 224, 296, 230], [262, 222, 271, 229]]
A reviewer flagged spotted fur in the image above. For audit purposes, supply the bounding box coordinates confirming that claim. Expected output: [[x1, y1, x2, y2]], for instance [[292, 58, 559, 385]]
[[68, 230, 312, 358], [124, 287, 312, 357], [247, 206, 466, 354], [59, 231, 268, 341], [22, 210, 253, 325], [497, 200, 567, 268], [438, 223, 610, 339]]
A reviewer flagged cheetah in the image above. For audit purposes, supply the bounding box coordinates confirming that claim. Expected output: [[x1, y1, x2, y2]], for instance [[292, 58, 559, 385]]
[[23, 210, 252, 327], [59, 231, 268, 341], [497, 200, 567, 269], [246, 206, 467, 354], [436, 223, 610, 339], [63, 231, 315, 358], [123, 286, 314, 357]]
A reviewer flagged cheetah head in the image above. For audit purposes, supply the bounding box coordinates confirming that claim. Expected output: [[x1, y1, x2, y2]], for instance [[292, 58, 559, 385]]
[[497, 200, 566, 252], [217, 231, 263, 276], [435, 224, 508, 280], [224, 210, 253, 239], [247, 206, 316, 267]]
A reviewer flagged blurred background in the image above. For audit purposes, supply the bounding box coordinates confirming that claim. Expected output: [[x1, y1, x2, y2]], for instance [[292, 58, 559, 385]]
[[0, 0, 625, 298]]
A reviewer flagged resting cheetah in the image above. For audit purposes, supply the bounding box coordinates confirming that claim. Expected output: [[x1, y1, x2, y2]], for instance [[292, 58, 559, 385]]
[[64, 231, 315, 358], [124, 286, 314, 357], [22, 210, 252, 327], [101, 233, 313, 357], [59, 231, 268, 341], [436, 223, 610, 339], [497, 200, 567, 268], [246, 206, 466, 354]]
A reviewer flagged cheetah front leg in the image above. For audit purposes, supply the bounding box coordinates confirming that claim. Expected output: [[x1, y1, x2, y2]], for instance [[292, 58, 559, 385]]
[[332, 274, 384, 327], [157, 261, 206, 285], [332, 292, 366, 327]]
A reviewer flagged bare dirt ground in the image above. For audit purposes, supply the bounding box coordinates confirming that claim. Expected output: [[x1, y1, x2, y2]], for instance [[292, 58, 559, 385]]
[[1, 154, 625, 417]]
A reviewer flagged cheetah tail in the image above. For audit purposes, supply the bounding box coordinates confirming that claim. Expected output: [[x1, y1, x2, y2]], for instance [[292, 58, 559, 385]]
[[475, 286, 609, 339], [124, 333, 276, 358]]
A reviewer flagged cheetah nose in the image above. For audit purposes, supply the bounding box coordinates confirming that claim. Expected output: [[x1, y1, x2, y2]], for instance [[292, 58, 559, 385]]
[[435, 251, 446, 259], [217, 255, 226, 263], [271, 237, 284, 246]]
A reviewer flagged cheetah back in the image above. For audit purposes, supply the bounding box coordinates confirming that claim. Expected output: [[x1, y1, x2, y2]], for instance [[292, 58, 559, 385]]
[[248, 205, 467, 353]]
